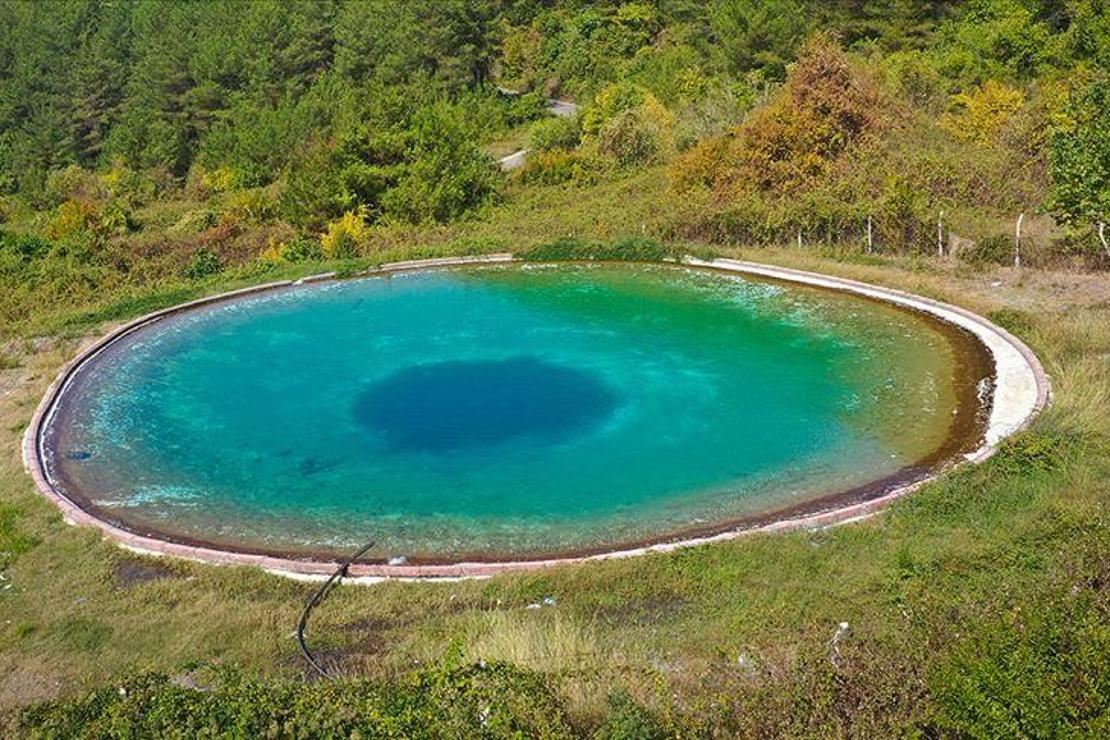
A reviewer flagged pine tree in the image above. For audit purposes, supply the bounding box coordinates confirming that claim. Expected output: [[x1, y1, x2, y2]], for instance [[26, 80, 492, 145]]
[[70, 0, 133, 166]]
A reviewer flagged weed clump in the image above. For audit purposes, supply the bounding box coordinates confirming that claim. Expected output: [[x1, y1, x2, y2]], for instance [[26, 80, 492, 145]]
[[991, 431, 1080, 477], [182, 249, 222, 280], [594, 690, 668, 740], [963, 234, 1014, 266], [987, 307, 1035, 336]]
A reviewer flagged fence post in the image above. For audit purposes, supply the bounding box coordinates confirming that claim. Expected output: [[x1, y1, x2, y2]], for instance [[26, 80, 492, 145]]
[[937, 211, 945, 257], [797, 230, 802, 250], [1014, 212, 1024, 268], [866, 215, 873, 254], [1099, 220, 1109, 259]]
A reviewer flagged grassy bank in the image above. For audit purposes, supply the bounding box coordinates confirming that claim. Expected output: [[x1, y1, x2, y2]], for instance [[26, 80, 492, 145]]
[[1, 229, 1107, 735]]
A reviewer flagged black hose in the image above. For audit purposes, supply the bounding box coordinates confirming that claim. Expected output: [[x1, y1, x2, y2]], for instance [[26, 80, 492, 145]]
[[295, 540, 375, 680]]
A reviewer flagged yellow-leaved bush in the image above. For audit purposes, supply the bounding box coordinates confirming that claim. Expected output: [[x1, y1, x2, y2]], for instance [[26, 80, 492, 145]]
[[47, 199, 101, 241], [940, 80, 1025, 144], [320, 208, 368, 258], [583, 82, 675, 167], [200, 167, 236, 194]]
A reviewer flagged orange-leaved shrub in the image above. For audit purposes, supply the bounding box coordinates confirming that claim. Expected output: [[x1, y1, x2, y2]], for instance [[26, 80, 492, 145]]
[[672, 34, 882, 198]]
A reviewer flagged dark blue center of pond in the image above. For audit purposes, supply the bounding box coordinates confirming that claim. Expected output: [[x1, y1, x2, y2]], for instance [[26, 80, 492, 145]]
[[353, 356, 618, 452]]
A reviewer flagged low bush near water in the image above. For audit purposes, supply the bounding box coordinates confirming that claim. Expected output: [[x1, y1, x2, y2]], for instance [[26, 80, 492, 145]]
[[521, 236, 677, 262], [182, 249, 222, 280], [991, 431, 1081, 478], [987, 307, 1036, 336]]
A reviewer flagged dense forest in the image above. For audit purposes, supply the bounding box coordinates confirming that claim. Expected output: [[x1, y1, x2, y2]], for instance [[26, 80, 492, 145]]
[[0, 0, 1107, 333]]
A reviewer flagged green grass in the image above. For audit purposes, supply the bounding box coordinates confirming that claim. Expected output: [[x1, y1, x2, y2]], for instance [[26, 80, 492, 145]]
[[0, 170, 1108, 735]]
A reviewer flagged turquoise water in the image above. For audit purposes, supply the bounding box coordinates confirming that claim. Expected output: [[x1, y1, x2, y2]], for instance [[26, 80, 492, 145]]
[[50, 264, 962, 560]]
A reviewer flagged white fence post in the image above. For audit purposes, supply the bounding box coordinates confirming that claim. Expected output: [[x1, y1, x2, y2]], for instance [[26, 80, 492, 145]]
[[937, 211, 945, 257], [866, 215, 873, 254], [1014, 212, 1024, 268]]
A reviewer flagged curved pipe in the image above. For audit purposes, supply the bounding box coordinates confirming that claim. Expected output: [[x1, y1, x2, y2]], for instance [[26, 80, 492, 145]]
[[296, 540, 376, 679]]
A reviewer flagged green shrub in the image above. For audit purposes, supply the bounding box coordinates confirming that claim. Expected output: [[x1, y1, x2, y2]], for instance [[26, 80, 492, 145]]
[[42, 165, 104, 209], [446, 236, 507, 255], [883, 49, 945, 108], [19, 663, 575, 738], [597, 108, 663, 167], [221, 186, 281, 224], [928, 583, 1110, 737], [97, 200, 135, 236], [582, 82, 650, 137], [987, 307, 1035, 336], [506, 90, 548, 126], [606, 236, 677, 261], [1047, 77, 1110, 234], [378, 104, 503, 224], [521, 236, 600, 260], [593, 89, 674, 169], [594, 690, 667, 740], [101, 159, 159, 206], [991, 431, 1078, 478], [522, 235, 676, 262], [167, 209, 218, 236], [962, 234, 1014, 265], [0, 229, 53, 261], [281, 236, 323, 262], [516, 149, 600, 186], [530, 116, 582, 151], [279, 139, 347, 230], [182, 249, 222, 279]]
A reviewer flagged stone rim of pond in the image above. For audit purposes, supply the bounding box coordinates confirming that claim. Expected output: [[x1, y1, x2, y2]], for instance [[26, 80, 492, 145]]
[[22, 254, 1050, 581]]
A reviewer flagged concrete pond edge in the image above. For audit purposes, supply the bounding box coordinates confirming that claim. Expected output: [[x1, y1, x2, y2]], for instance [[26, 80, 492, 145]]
[[22, 255, 1051, 582]]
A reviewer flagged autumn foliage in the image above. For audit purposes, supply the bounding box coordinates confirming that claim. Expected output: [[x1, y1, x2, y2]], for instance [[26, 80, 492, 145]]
[[673, 35, 881, 198]]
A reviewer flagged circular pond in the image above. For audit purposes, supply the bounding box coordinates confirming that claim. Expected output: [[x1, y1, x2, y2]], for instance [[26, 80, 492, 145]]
[[39, 263, 993, 564]]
